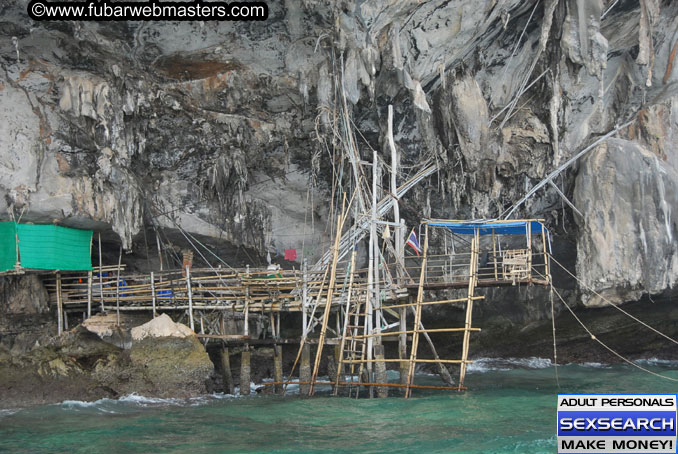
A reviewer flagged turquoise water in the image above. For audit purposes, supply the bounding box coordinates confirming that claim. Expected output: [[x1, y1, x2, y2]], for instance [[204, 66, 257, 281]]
[[1, 359, 676, 454]]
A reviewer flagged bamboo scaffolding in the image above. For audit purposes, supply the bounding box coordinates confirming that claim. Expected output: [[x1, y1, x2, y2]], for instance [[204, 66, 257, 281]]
[[309, 197, 347, 396]]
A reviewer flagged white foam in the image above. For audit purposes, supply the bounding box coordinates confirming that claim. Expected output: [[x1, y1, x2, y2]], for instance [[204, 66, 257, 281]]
[[0, 408, 20, 418], [635, 358, 678, 367], [467, 357, 553, 373]]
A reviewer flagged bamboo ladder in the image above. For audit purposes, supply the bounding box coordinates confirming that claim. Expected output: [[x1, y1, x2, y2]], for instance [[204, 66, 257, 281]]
[[405, 223, 429, 398], [333, 249, 362, 396], [458, 228, 479, 388]]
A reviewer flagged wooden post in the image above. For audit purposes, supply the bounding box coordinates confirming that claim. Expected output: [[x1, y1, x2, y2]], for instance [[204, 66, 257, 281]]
[[98, 233, 104, 313], [274, 345, 283, 394], [86, 270, 93, 319], [220, 347, 234, 394], [56, 272, 63, 335], [299, 343, 311, 395], [374, 344, 388, 398], [240, 348, 251, 396], [150, 271, 157, 318], [115, 245, 122, 326], [186, 265, 194, 331]]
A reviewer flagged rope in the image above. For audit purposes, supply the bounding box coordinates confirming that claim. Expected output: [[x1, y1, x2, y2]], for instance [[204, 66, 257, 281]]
[[549, 284, 560, 388], [548, 253, 678, 346], [550, 285, 678, 383]]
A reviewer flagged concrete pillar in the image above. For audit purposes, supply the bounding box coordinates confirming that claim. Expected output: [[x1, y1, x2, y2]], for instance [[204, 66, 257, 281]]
[[220, 347, 234, 395], [299, 343, 311, 395], [240, 348, 251, 396], [374, 344, 389, 398], [273, 345, 283, 394]]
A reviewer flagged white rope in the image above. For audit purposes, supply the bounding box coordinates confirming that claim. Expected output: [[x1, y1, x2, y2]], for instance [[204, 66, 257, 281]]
[[549, 253, 678, 346], [549, 284, 560, 388], [550, 285, 678, 382]]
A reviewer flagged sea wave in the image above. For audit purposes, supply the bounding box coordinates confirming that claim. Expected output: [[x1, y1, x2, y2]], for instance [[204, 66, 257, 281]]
[[0, 408, 20, 419], [467, 357, 553, 373], [634, 358, 678, 367], [55, 392, 243, 411]]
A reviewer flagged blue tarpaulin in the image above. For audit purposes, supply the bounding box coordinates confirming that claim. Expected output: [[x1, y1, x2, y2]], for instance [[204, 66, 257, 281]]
[[427, 220, 545, 235]]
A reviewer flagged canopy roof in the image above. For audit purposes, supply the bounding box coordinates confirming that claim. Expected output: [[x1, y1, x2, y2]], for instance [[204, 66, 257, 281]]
[[426, 220, 546, 236]]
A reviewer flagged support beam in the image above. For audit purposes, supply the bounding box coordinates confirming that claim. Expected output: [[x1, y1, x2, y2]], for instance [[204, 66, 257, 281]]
[[373, 344, 388, 398], [150, 271, 157, 318], [299, 343, 311, 395], [115, 245, 122, 326], [56, 272, 63, 335], [186, 265, 194, 331], [405, 223, 429, 398], [273, 345, 283, 394], [86, 270, 93, 319], [220, 347, 234, 394], [98, 233, 104, 313], [459, 230, 479, 388], [240, 348, 251, 396]]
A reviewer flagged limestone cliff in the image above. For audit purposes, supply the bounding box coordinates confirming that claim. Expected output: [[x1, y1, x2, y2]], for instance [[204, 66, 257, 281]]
[[0, 0, 677, 310]]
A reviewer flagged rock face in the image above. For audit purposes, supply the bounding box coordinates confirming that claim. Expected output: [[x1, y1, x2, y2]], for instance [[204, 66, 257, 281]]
[[0, 324, 213, 407], [130, 313, 194, 341], [575, 138, 678, 306], [0, 0, 677, 365]]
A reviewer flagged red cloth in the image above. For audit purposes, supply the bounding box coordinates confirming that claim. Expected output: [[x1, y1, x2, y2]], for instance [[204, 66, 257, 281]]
[[284, 249, 297, 261]]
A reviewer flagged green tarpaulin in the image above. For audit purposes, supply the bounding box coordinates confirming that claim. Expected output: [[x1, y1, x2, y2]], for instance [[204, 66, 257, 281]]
[[0, 222, 93, 272], [0, 222, 17, 272]]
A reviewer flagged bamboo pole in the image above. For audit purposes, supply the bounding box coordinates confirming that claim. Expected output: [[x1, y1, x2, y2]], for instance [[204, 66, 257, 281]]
[[302, 259, 308, 336], [541, 224, 550, 283], [379, 296, 484, 310], [527, 224, 532, 280], [244, 265, 250, 337], [405, 223, 429, 398], [150, 271, 157, 318], [98, 233, 104, 313], [334, 249, 358, 395], [56, 272, 63, 335], [345, 327, 481, 339], [86, 270, 92, 319], [115, 245, 122, 326], [264, 381, 466, 391], [492, 229, 498, 280], [459, 229, 479, 388], [186, 265, 194, 331], [309, 200, 346, 395]]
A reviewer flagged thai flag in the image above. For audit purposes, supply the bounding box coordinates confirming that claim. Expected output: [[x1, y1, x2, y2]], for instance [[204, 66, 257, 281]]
[[407, 228, 421, 256]]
